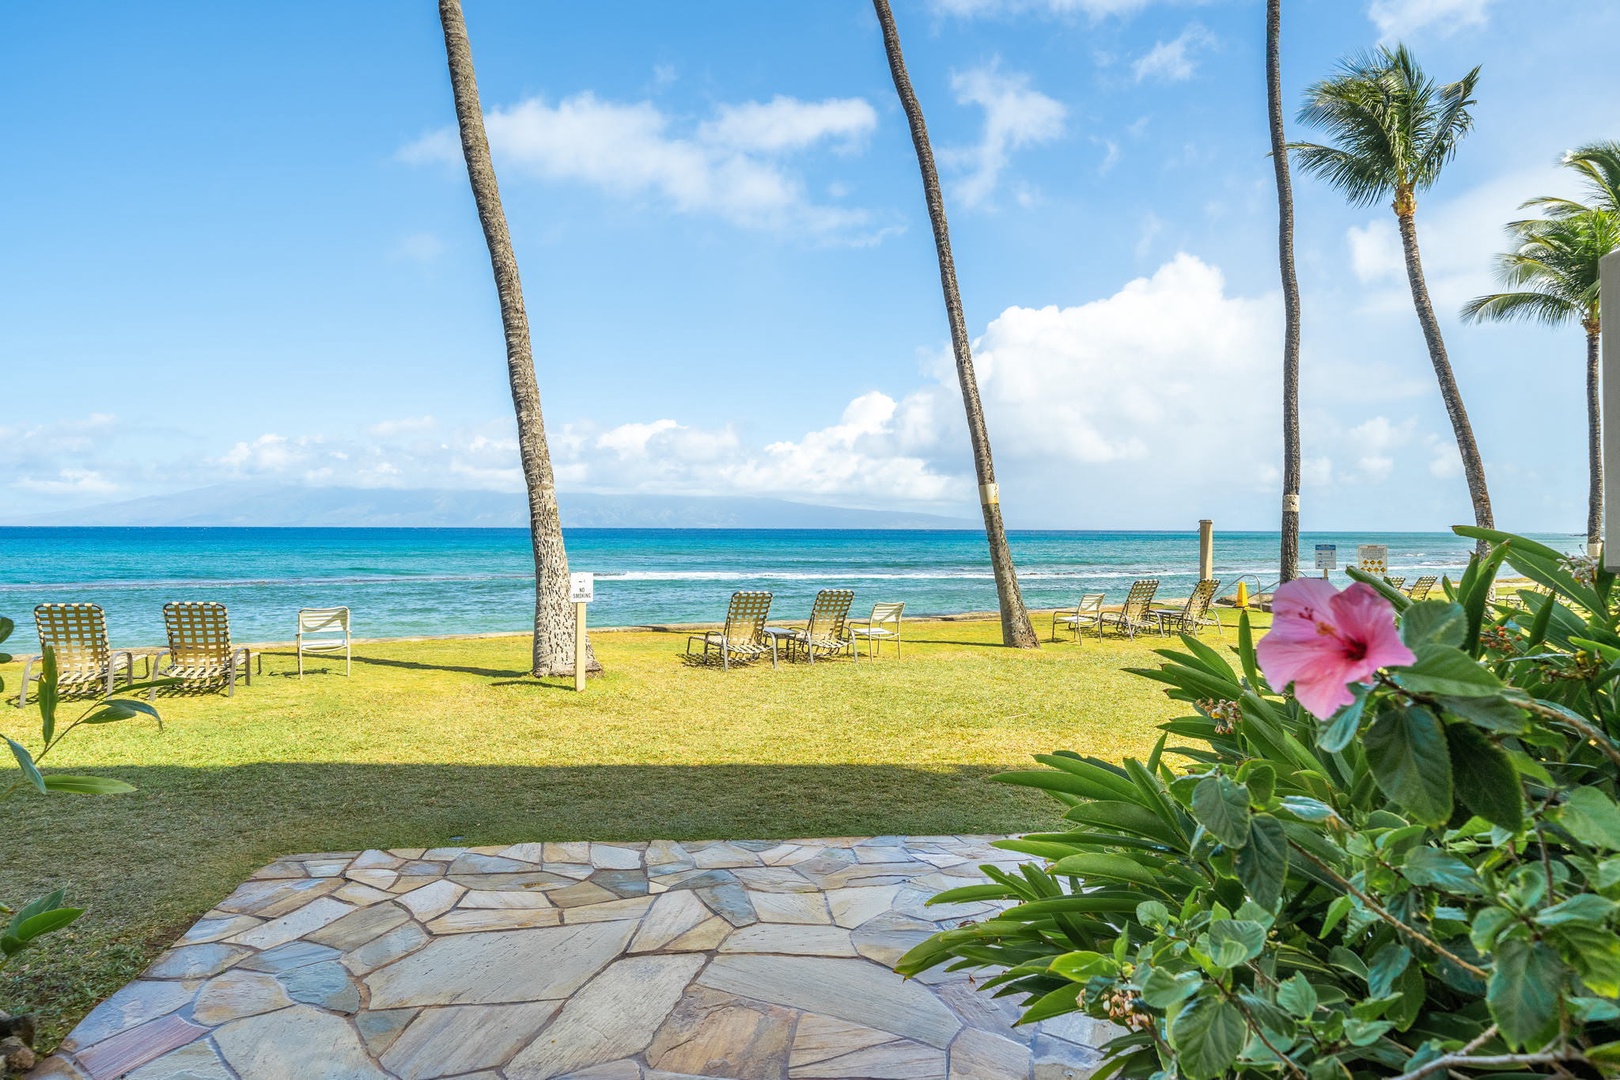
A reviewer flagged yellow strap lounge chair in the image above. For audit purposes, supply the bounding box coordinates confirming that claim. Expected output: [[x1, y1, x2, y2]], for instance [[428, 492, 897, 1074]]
[[297, 607, 352, 677], [787, 589, 857, 663], [1155, 579, 1223, 637], [17, 603, 138, 706], [1101, 579, 1161, 639], [849, 602, 905, 658], [1052, 594, 1106, 642], [1385, 576, 1407, 592], [152, 602, 253, 698], [686, 591, 777, 671], [1407, 575, 1438, 602]]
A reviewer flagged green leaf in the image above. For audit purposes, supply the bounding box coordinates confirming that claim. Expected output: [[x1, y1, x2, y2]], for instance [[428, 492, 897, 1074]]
[[82, 699, 162, 724], [0, 615, 13, 645], [1238, 761, 1275, 805], [1488, 937, 1565, 1050], [1141, 967, 1203, 1008], [1537, 893, 1618, 928], [1395, 644, 1503, 698], [1136, 900, 1171, 929], [1048, 853, 1162, 888], [1471, 906, 1515, 952], [1050, 950, 1117, 982], [5, 736, 45, 793], [1555, 924, 1620, 997], [1206, 919, 1267, 968], [1234, 813, 1289, 910], [9, 888, 67, 932], [39, 645, 58, 745], [1319, 685, 1367, 753], [1561, 787, 1620, 851], [1434, 693, 1529, 733], [40, 774, 136, 795], [1238, 612, 1262, 690], [1171, 993, 1245, 1080], [1399, 848, 1482, 894], [1362, 705, 1454, 826], [1277, 796, 1338, 823], [1400, 601, 1468, 649], [1192, 776, 1251, 849], [1018, 983, 1083, 1025], [1366, 942, 1411, 998], [1277, 973, 1318, 1018], [13, 907, 82, 942], [1446, 723, 1523, 831]]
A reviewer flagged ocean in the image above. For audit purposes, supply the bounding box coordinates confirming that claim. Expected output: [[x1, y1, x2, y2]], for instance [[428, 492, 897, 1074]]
[[0, 527, 1581, 646]]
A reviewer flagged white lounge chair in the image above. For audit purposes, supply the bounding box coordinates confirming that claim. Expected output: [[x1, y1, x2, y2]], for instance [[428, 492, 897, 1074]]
[[849, 602, 904, 658], [1052, 594, 1106, 642], [298, 607, 352, 677]]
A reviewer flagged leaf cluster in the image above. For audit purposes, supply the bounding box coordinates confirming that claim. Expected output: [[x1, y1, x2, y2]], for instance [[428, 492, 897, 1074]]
[[899, 529, 1620, 1079]]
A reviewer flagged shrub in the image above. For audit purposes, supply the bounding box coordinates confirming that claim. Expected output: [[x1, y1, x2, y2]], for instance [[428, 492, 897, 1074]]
[[899, 528, 1620, 1080]]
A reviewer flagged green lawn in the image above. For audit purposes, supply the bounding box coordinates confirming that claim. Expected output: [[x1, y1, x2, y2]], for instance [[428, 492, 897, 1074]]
[[0, 612, 1259, 1047]]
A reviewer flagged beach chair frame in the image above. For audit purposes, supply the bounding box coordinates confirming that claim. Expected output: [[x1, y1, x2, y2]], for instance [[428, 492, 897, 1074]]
[[17, 603, 137, 706], [1407, 575, 1438, 602], [1052, 594, 1106, 642], [152, 602, 252, 698], [297, 607, 352, 677], [787, 589, 857, 663], [686, 592, 778, 671], [1101, 579, 1160, 639], [1156, 579, 1223, 637], [849, 602, 905, 658]]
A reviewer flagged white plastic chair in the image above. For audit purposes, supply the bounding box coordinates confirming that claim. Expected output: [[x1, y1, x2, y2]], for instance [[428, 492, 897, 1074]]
[[1053, 594, 1106, 641], [297, 607, 351, 677], [849, 602, 905, 658]]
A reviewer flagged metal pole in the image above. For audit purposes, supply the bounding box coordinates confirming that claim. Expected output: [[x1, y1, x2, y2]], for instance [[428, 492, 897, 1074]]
[[574, 603, 586, 692], [1603, 251, 1620, 569], [1198, 520, 1214, 581]]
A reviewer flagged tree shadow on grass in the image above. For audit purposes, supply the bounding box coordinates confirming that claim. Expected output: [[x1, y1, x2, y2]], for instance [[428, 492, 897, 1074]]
[[343, 653, 530, 679]]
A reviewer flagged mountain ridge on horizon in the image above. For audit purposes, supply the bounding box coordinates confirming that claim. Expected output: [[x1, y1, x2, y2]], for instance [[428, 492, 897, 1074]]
[[6, 484, 977, 530]]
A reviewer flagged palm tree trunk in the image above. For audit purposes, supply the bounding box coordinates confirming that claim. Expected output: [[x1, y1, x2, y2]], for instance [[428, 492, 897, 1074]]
[[1267, 0, 1302, 584], [1393, 201, 1494, 548], [872, 0, 1038, 649], [1588, 323, 1603, 552], [437, 0, 596, 677]]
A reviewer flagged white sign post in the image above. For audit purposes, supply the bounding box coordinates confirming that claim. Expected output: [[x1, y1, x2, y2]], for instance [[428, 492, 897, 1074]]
[[569, 573, 594, 692], [1314, 544, 1337, 580], [1603, 250, 1620, 566]]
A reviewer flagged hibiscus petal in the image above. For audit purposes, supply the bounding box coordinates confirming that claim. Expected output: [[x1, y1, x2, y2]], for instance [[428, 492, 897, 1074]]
[[1330, 583, 1416, 671], [1257, 630, 1333, 693], [1272, 577, 1341, 623], [1290, 666, 1361, 720]]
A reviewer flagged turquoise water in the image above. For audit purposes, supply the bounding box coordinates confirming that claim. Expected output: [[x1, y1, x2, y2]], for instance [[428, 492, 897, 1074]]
[[0, 527, 1581, 646]]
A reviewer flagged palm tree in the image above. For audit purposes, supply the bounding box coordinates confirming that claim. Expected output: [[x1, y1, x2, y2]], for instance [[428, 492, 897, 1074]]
[[1526, 141, 1620, 218], [871, 0, 1038, 649], [1292, 45, 1494, 545], [1463, 209, 1620, 552], [436, 0, 597, 677], [1267, 0, 1303, 583]]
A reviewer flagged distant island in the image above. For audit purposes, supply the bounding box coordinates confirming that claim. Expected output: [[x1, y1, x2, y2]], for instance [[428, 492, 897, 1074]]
[[7, 484, 976, 530]]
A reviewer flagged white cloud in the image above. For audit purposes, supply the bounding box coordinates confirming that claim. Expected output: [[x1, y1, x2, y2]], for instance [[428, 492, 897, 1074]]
[[393, 232, 444, 264], [16, 469, 119, 496], [1347, 416, 1417, 482], [1368, 0, 1493, 41], [945, 65, 1066, 209], [1347, 220, 1403, 283], [400, 92, 884, 240], [369, 416, 436, 437], [1132, 23, 1215, 83]]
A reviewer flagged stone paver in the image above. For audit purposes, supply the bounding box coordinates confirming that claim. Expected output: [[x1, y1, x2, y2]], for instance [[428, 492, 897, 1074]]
[[43, 838, 1113, 1080]]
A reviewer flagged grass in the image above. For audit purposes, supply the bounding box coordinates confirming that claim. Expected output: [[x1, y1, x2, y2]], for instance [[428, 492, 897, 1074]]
[[0, 611, 1262, 1046]]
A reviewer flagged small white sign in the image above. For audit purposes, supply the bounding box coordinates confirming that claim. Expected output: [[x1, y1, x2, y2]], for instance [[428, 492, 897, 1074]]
[[1357, 544, 1388, 574], [569, 572, 595, 603], [1314, 544, 1338, 571]]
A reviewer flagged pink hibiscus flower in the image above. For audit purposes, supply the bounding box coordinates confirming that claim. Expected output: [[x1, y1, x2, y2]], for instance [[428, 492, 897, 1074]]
[[1256, 578, 1416, 720]]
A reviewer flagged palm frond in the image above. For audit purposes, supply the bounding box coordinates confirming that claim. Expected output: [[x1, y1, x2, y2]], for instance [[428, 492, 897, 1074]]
[[1461, 290, 1579, 327], [1562, 141, 1620, 214]]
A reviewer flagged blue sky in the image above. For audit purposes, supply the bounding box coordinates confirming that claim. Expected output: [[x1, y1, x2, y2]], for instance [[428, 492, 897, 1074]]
[[3, 0, 1616, 530]]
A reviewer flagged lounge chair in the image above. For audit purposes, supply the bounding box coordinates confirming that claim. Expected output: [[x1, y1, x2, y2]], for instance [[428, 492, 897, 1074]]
[[1101, 579, 1160, 639], [686, 591, 778, 671], [1156, 578, 1222, 637], [17, 603, 138, 706], [1385, 576, 1407, 591], [1407, 575, 1438, 602], [1052, 594, 1106, 641], [849, 602, 905, 658], [297, 607, 352, 677], [786, 589, 857, 663], [151, 602, 253, 698]]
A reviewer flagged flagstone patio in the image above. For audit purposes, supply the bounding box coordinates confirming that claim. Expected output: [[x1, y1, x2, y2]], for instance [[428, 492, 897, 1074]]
[[34, 837, 1114, 1080]]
